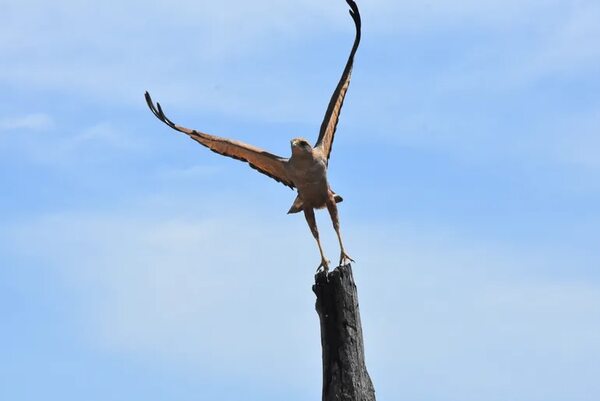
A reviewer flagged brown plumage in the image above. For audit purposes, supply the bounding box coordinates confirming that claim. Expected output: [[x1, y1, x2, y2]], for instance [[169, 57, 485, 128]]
[[145, 0, 361, 272]]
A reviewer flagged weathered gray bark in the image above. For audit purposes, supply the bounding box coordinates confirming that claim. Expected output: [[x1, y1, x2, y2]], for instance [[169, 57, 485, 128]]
[[313, 264, 376, 401]]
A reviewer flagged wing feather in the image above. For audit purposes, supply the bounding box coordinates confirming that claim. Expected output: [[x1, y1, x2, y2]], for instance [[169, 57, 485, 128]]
[[314, 0, 361, 163], [145, 92, 295, 189]]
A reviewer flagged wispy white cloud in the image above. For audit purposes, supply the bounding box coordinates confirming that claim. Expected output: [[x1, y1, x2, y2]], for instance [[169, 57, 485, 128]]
[[364, 0, 557, 32], [511, 107, 600, 172], [66, 122, 140, 151], [0, 113, 54, 132], [156, 164, 222, 180], [519, 1, 600, 78], [1, 121, 146, 166]]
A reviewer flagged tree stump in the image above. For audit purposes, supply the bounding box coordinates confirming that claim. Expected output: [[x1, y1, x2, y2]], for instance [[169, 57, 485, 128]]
[[313, 264, 376, 401]]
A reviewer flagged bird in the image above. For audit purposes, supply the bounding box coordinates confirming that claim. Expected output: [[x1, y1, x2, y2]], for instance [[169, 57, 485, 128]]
[[145, 0, 361, 273]]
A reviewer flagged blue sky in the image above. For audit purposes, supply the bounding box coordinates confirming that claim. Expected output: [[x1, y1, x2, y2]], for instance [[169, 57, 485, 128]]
[[1, 0, 600, 400]]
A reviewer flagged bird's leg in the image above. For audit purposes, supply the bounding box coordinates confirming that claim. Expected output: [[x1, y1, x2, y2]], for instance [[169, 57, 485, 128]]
[[326, 193, 355, 266], [303, 207, 330, 273]]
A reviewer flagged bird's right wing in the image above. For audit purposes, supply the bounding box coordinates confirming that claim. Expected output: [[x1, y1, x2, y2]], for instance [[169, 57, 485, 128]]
[[314, 0, 361, 163], [145, 92, 295, 189]]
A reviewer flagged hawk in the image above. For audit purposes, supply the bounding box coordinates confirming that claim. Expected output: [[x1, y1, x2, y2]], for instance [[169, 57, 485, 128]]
[[145, 0, 361, 272]]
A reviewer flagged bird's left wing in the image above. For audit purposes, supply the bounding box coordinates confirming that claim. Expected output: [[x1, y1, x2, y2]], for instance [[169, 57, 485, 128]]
[[145, 92, 295, 189], [314, 0, 361, 163]]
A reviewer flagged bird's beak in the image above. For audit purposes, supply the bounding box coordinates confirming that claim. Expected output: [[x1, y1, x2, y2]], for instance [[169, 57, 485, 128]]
[[291, 139, 298, 147]]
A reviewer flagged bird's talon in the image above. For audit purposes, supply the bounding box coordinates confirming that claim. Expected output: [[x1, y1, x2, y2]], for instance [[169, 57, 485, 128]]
[[339, 252, 355, 266], [316, 258, 330, 274]]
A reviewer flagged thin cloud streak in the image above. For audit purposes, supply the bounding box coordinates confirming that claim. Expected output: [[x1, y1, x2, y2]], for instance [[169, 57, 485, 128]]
[[0, 113, 54, 132]]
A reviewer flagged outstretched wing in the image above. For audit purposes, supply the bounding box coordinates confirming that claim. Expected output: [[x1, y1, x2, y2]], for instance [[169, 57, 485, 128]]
[[314, 0, 361, 163], [145, 92, 295, 189]]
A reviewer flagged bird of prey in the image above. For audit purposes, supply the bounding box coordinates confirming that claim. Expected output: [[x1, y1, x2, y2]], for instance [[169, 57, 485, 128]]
[[145, 0, 361, 272]]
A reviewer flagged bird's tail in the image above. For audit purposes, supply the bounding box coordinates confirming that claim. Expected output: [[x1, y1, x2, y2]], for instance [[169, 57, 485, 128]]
[[287, 193, 343, 214]]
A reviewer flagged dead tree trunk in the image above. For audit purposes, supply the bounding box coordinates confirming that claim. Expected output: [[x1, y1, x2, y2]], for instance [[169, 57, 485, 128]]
[[313, 264, 376, 401]]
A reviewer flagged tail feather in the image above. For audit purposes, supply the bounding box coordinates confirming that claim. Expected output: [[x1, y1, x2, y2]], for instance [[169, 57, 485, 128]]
[[287, 193, 343, 214]]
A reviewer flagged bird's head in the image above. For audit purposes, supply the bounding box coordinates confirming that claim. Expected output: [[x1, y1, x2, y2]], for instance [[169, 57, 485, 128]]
[[291, 137, 312, 155]]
